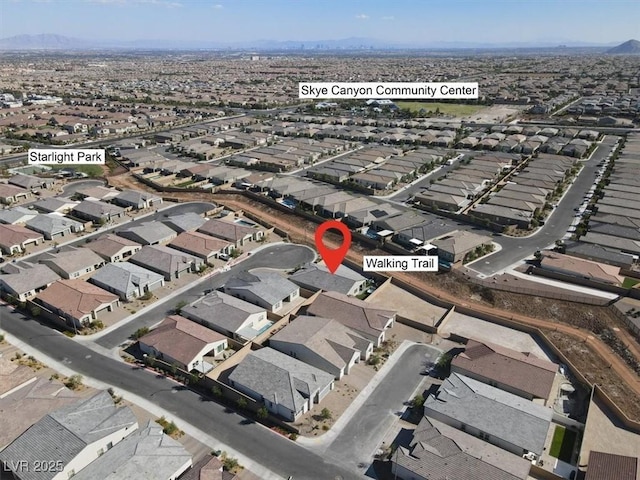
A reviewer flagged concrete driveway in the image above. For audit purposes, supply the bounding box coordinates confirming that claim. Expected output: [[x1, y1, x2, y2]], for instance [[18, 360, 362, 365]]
[[318, 343, 442, 472]]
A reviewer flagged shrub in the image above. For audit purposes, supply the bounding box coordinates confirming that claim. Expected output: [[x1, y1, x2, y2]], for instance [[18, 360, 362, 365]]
[[140, 291, 153, 301], [132, 327, 150, 339], [0, 334, 4, 343], [236, 397, 248, 409], [211, 385, 223, 397], [320, 407, 332, 420], [289, 432, 298, 441], [174, 300, 187, 313], [257, 406, 269, 420], [222, 455, 239, 471], [411, 394, 425, 409], [65, 374, 83, 390], [368, 355, 381, 366]]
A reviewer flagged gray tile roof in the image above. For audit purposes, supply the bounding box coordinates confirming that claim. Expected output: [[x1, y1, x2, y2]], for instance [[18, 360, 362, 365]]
[[82, 233, 142, 260], [182, 290, 264, 334], [394, 416, 528, 480], [117, 222, 177, 245], [31, 196, 79, 213], [113, 190, 161, 208], [0, 391, 137, 480], [161, 212, 207, 233], [288, 263, 365, 295], [72, 421, 191, 480], [0, 263, 60, 296], [0, 206, 37, 224], [25, 214, 84, 237], [224, 271, 298, 306], [72, 199, 125, 220], [424, 373, 552, 455], [89, 262, 164, 299], [128, 245, 201, 279], [228, 347, 334, 415]]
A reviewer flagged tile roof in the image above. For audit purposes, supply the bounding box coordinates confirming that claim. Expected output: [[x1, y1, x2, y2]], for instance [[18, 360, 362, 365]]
[[179, 455, 237, 480], [129, 245, 200, 278], [197, 218, 256, 242], [0, 391, 137, 480], [72, 421, 191, 480], [139, 315, 227, 366], [83, 233, 142, 259], [452, 339, 557, 399], [424, 373, 553, 455], [161, 212, 207, 233], [72, 199, 125, 219], [0, 263, 60, 296], [270, 315, 371, 374], [25, 214, 84, 236], [36, 279, 118, 321], [228, 347, 334, 415], [585, 452, 638, 480], [306, 291, 395, 339], [39, 246, 104, 276], [117, 222, 177, 245], [169, 231, 231, 257], [89, 262, 164, 298], [0, 223, 43, 248], [0, 206, 37, 224], [182, 290, 264, 334], [288, 263, 365, 295], [224, 271, 298, 306]]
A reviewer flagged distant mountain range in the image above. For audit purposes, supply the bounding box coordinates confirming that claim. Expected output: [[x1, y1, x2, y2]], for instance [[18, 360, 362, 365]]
[[0, 34, 635, 52], [606, 39, 640, 54]]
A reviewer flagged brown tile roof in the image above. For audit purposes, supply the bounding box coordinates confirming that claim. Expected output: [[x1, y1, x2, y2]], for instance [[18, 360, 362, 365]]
[[0, 224, 44, 248], [169, 231, 231, 258], [197, 218, 256, 242], [179, 455, 237, 480], [585, 451, 638, 480], [138, 315, 226, 367], [0, 183, 29, 199], [452, 339, 557, 399], [306, 291, 395, 339], [83, 233, 142, 259], [36, 279, 118, 321]]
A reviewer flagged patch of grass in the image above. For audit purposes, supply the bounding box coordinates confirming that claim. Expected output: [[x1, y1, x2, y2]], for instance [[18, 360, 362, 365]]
[[47, 164, 104, 177], [622, 277, 639, 289], [396, 101, 485, 117], [549, 426, 577, 462]]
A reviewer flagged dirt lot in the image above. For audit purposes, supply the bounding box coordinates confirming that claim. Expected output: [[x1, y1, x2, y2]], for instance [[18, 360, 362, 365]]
[[108, 172, 640, 421]]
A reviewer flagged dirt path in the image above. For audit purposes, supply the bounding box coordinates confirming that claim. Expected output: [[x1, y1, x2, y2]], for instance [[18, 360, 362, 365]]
[[110, 173, 640, 419]]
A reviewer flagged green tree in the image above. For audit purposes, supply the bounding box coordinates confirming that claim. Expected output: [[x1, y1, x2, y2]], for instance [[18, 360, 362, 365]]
[[320, 407, 332, 420], [411, 394, 425, 409], [132, 326, 150, 339], [236, 397, 248, 409], [211, 385, 223, 397], [174, 300, 187, 314]]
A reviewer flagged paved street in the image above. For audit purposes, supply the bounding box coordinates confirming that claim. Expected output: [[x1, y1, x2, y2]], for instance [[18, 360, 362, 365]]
[[95, 243, 315, 349], [323, 344, 441, 472], [469, 136, 620, 276]]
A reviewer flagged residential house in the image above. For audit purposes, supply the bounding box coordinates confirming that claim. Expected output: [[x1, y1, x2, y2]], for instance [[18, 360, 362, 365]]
[[89, 262, 165, 301], [31, 196, 79, 214], [391, 416, 531, 480], [72, 421, 192, 480], [138, 315, 228, 373], [83, 233, 142, 263], [0, 391, 137, 480], [8, 174, 55, 191], [169, 231, 233, 264], [0, 224, 44, 255], [111, 190, 162, 210], [223, 271, 299, 313], [228, 347, 335, 421], [74, 186, 120, 201], [0, 206, 37, 225], [35, 279, 120, 328], [117, 222, 177, 246], [179, 456, 238, 480], [161, 212, 207, 233], [432, 230, 493, 263], [72, 200, 126, 224], [129, 245, 203, 281], [0, 263, 60, 301], [24, 214, 85, 240], [269, 315, 372, 379], [39, 246, 105, 279], [0, 183, 31, 204], [424, 373, 553, 456], [197, 218, 264, 247], [181, 290, 269, 342], [451, 340, 558, 402], [305, 291, 395, 347], [288, 262, 366, 296], [584, 452, 638, 480]]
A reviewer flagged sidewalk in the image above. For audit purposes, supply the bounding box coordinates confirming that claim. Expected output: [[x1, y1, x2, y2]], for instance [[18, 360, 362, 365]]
[[0, 327, 284, 480]]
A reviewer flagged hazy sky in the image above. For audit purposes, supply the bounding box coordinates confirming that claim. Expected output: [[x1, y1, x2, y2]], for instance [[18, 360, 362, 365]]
[[1, 0, 639, 45]]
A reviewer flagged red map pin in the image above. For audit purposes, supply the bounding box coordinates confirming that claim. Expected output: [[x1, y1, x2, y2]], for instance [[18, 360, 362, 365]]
[[314, 220, 352, 274]]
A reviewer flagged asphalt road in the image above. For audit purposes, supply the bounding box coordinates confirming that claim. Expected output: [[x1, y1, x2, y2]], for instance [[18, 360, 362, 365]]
[[0, 245, 359, 480], [470, 135, 620, 276], [324, 344, 441, 473], [95, 243, 316, 349], [19, 201, 215, 265]]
